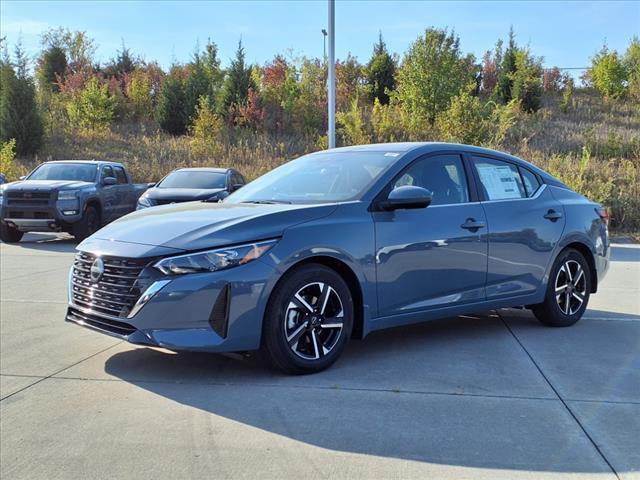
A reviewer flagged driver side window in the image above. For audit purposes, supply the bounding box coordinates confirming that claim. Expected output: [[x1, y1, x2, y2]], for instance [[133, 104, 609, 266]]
[[393, 154, 469, 206], [101, 166, 114, 182]]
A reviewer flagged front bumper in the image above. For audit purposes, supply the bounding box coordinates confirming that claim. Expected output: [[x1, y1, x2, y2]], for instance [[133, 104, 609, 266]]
[[65, 251, 277, 353], [1, 198, 83, 232]]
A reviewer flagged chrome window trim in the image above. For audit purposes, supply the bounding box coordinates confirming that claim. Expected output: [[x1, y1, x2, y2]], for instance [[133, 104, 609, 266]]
[[478, 183, 547, 204]]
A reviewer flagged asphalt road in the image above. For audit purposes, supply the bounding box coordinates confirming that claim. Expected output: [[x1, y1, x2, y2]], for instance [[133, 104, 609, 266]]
[[1, 233, 639, 480]]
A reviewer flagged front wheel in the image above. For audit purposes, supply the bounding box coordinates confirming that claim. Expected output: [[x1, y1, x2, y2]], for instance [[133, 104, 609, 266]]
[[72, 206, 100, 241], [262, 264, 354, 374], [532, 248, 591, 327], [0, 222, 24, 243]]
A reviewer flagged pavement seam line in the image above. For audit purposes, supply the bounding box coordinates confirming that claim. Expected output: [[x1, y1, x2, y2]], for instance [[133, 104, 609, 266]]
[[496, 310, 621, 480], [0, 342, 123, 402]]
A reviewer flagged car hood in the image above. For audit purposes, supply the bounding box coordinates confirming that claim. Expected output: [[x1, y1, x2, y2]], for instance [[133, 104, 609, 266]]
[[89, 201, 337, 251], [145, 187, 226, 202], [4, 180, 93, 191]]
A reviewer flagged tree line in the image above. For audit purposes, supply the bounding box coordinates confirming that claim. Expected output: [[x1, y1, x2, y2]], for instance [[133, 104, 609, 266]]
[[0, 26, 638, 157]]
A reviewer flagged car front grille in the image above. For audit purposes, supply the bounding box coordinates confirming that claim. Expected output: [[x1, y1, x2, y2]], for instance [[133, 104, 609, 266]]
[[70, 252, 148, 318], [6, 191, 53, 206]]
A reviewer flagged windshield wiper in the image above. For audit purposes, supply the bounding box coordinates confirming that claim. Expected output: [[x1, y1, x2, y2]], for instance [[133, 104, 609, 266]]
[[240, 200, 292, 204]]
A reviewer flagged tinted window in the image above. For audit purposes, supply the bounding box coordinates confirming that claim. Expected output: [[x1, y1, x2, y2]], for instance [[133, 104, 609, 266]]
[[226, 151, 397, 204], [393, 154, 469, 205], [232, 173, 244, 186], [28, 163, 97, 182], [519, 167, 540, 197], [114, 167, 128, 184], [158, 171, 227, 189], [472, 157, 525, 200], [101, 166, 114, 181]]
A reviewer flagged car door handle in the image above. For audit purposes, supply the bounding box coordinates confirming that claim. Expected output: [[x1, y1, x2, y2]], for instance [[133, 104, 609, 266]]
[[544, 209, 563, 221], [461, 218, 486, 230]]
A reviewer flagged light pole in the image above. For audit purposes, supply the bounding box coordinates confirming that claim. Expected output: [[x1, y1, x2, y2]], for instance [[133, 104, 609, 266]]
[[327, 0, 335, 149]]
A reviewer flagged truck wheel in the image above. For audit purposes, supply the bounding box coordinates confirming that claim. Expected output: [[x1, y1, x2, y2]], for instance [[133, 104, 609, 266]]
[[0, 222, 24, 243], [72, 206, 100, 241]]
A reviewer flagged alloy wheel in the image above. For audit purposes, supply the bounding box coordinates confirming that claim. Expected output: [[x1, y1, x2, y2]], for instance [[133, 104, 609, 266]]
[[284, 282, 344, 360], [554, 259, 587, 315]]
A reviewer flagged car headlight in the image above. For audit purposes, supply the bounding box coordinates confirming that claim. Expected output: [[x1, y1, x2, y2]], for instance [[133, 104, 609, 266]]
[[153, 239, 278, 275], [137, 195, 154, 208], [58, 190, 79, 200]]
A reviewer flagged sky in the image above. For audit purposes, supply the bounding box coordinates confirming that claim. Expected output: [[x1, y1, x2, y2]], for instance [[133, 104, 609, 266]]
[[1, 0, 639, 72]]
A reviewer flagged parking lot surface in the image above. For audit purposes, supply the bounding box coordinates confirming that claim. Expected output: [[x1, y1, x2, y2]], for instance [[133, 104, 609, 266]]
[[1, 233, 639, 479]]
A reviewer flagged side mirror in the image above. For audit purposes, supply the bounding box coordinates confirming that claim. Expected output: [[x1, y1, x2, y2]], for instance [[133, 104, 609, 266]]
[[103, 176, 117, 186], [379, 186, 433, 211]]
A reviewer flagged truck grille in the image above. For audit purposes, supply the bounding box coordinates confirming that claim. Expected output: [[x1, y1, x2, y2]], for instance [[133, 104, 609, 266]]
[[6, 191, 53, 206], [70, 252, 148, 318]]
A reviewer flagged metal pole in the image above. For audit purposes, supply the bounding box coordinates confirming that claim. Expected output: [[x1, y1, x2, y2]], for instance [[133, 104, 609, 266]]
[[327, 0, 336, 149]]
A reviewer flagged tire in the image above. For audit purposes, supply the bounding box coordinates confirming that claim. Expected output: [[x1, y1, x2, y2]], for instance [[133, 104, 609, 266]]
[[72, 206, 100, 241], [0, 222, 24, 243], [532, 248, 591, 327], [262, 264, 354, 374]]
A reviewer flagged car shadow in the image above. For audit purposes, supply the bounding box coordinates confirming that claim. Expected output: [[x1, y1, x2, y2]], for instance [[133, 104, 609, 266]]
[[1, 233, 78, 253], [103, 313, 618, 474]]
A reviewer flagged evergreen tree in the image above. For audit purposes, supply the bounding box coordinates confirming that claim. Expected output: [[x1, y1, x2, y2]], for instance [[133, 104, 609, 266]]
[[0, 44, 44, 155], [494, 27, 517, 103], [185, 39, 223, 125], [37, 45, 67, 92], [219, 40, 255, 121], [155, 70, 187, 135], [366, 32, 396, 105]]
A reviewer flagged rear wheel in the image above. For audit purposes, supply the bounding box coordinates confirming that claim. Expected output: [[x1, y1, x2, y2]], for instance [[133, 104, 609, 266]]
[[532, 249, 591, 327], [0, 222, 24, 243], [72, 206, 100, 241], [262, 264, 353, 374]]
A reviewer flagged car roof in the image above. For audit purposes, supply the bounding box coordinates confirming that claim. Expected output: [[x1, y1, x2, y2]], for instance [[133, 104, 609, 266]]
[[43, 160, 124, 167], [323, 142, 563, 186], [172, 167, 230, 173]]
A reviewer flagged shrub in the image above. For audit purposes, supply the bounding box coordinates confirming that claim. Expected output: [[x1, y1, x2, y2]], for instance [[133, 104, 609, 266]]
[[437, 90, 489, 145], [337, 98, 370, 145], [66, 77, 116, 134], [127, 69, 153, 120], [624, 37, 640, 103], [0, 139, 21, 180]]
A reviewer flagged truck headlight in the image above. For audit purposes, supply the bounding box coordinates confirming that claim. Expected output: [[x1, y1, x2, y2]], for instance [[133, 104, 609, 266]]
[[58, 190, 79, 200], [153, 239, 278, 275], [137, 195, 154, 208]]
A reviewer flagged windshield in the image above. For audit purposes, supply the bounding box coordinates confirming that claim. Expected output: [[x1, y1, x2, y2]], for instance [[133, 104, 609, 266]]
[[226, 151, 398, 204], [158, 171, 227, 189], [28, 163, 98, 182]]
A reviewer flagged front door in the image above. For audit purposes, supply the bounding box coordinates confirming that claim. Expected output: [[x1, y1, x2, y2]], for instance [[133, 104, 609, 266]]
[[373, 153, 488, 317]]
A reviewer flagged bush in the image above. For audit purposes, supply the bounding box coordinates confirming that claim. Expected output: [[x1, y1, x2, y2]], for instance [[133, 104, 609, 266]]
[[0, 139, 22, 180], [437, 90, 489, 145], [337, 98, 370, 145], [155, 72, 187, 135], [66, 77, 116, 133]]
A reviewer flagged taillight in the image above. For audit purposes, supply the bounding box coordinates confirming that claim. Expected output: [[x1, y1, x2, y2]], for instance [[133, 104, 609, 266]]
[[596, 206, 610, 226]]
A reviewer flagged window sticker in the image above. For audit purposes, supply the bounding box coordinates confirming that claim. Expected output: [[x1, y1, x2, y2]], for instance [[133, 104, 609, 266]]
[[477, 164, 522, 200]]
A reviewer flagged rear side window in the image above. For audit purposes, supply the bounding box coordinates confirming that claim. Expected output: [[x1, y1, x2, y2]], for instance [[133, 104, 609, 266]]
[[472, 157, 525, 200], [519, 167, 540, 197], [394, 154, 469, 206], [113, 167, 128, 184]]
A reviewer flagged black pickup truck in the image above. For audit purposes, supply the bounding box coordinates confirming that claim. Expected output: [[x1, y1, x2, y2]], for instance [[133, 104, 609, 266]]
[[0, 160, 151, 242]]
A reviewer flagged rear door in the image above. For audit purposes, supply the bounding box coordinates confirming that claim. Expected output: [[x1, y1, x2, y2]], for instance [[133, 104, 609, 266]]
[[373, 153, 488, 317], [113, 166, 135, 215], [99, 165, 118, 222], [470, 155, 565, 300]]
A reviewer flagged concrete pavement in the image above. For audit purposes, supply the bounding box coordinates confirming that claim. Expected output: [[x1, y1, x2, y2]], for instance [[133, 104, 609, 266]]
[[1, 233, 639, 479]]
